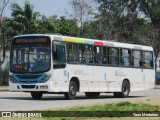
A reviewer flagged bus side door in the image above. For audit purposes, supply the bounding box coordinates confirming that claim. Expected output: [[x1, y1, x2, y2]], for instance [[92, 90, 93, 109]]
[[52, 41, 68, 92]]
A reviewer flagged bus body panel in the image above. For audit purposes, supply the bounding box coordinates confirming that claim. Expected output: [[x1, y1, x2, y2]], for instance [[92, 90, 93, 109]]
[[94, 66, 121, 92], [65, 64, 94, 92]]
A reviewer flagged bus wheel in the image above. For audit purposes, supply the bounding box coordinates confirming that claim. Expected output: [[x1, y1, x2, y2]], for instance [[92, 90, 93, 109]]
[[85, 92, 100, 98], [114, 80, 130, 98], [64, 81, 77, 100], [31, 92, 43, 100]]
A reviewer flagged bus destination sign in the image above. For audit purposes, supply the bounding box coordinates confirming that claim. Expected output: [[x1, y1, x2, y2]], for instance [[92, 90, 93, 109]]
[[12, 37, 50, 45]]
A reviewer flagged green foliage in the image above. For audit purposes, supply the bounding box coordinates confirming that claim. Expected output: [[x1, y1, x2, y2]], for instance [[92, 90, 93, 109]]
[[66, 101, 159, 111], [97, 0, 129, 16], [138, 0, 160, 59], [35, 15, 58, 34], [58, 16, 80, 36], [3, 0, 160, 59], [11, 0, 35, 34], [82, 22, 95, 38], [7, 0, 80, 37], [139, 0, 160, 28], [89, 0, 160, 56], [39, 101, 160, 118]]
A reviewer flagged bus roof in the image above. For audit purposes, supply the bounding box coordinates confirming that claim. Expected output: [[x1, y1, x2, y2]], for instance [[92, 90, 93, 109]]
[[14, 34, 153, 51]]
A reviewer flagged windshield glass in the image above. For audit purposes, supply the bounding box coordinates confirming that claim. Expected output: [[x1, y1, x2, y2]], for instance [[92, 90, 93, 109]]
[[10, 45, 51, 73]]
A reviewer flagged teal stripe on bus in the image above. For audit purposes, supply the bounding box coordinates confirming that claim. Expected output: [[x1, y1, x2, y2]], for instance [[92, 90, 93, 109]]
[[85, 40, 94, 45]]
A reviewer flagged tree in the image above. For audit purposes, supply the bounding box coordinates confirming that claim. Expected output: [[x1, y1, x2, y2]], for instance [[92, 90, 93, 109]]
[[92, 0, 135, 40], [10, 0, 38, 35], [92, 0, 153, 45], [10, 1, 60, 35], [139, 0, 160, 61], [0, 0, 9, 64], [70, 0, 92, 36], [58, 16, 80, 36], [36, 15, 58, 33], [0, 0, 10, 85]]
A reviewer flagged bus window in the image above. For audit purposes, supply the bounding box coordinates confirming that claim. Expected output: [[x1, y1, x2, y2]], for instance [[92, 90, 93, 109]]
[[103, 47, 107, 64], [132, 50, 142, 67], [121, 49, 131, 66], [67, 43, 78, 63], [142, 51, 153, 68], [94, 46, 103, 64], [79, 44, 93, 64], [53, 45, 66, 64], [108, 48, 119, 65]]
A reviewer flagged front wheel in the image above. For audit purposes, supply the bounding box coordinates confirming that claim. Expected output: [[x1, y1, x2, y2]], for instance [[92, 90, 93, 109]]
[[114, 80, 130, 98], [31, 92, 43, 100], [64, 81, 77, 100]]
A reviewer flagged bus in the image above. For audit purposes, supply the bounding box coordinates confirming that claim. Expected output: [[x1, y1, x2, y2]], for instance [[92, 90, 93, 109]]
[[9, 34, 155, 100]]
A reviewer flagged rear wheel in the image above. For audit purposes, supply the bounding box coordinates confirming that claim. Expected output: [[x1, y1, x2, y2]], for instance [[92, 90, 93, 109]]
[[114, 80, 130, 98], [31, 92, 43, 100], [64, 81, 77, 100], [85, 92, 100, 98]]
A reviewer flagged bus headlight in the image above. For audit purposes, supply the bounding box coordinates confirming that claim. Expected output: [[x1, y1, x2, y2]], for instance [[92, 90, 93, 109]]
[[10, 76, 18, 83], [40, 74, 51, 83]]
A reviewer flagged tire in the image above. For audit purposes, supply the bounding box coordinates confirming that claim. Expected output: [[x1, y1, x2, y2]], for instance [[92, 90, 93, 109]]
[[85, 92, 100, 98], [64, 81, 77, 100], [114, 80, 130, 98], [31, 92, 43, 100]]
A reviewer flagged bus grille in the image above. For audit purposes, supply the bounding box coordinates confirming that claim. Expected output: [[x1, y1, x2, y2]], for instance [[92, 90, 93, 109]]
[[15, 75, 41, 79], [20, 80, 39, 83], [14, 74, 43, 84], [21, 85, 35, 89]]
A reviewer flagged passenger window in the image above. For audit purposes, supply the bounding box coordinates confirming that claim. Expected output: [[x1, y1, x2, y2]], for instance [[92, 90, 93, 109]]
[[142, 51, 153, 68], [94, 46, 103, 64], [108, 48, 119, 65], [53, 44, 66, 64], [79, 44, 93, 64], [121, 49, 131, 66], [103, 47, 107, 64], [132, 50, 142, 67], [93, 46, 107, 65], [67, 43, 78, 63]]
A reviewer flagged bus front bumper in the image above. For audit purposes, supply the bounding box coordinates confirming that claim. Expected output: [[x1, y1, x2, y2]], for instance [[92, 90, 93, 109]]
[[9, 81, 53, 92]]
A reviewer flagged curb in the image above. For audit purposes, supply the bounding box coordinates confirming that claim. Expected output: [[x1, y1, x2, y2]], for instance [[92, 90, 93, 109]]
[[154, 85, 160, 89], [0, 89, 9, 91], [0, 86, 9, 91]]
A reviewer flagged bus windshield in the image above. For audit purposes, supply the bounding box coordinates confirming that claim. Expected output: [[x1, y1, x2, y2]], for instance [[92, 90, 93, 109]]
[[10, 45, 51, 73]]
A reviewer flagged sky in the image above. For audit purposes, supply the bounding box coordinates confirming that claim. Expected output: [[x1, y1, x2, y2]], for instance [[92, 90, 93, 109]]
[[4, 0, 72, 18]]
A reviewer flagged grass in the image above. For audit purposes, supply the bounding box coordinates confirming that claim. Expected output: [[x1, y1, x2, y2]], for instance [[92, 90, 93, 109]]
[[60, 101, 159, 111], [40, 101, 160, 119], [0, 98, 160, 120]]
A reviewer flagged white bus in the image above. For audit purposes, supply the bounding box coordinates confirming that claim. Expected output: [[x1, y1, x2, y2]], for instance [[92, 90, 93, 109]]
[[9, 34, 155, 100]]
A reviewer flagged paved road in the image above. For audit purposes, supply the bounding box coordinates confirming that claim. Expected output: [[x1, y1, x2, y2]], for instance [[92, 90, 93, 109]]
[[0, 89, 160, 111]]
